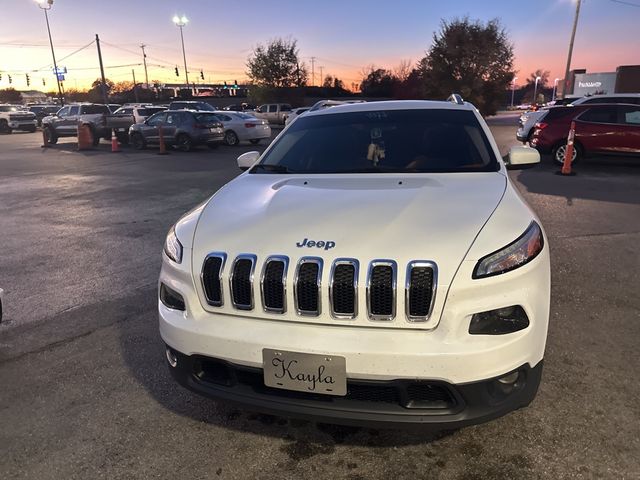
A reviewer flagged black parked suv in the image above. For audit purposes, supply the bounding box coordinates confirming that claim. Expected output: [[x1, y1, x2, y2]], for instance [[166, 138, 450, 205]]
[[29, 105, 61, 126], [128, 110, 225, 152]]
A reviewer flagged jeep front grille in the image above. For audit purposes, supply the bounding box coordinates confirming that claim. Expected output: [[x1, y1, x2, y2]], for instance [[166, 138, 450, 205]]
[[201, 254, 437, 324], [406, 262, 437, 322], [201, 253, 226, 306], [367, 261, 397, 321], [230, 254, 256, 310], [261, 256, 288, 313], [294, 257, 323, 316], [330, 259, 358, 319]]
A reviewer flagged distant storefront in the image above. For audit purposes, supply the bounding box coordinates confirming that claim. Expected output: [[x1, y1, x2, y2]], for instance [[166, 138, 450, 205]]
[[565, 65, 640, 96]]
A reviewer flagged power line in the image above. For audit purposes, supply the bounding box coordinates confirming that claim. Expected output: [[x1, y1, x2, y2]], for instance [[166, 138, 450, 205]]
[[610, 0, 640, 6]]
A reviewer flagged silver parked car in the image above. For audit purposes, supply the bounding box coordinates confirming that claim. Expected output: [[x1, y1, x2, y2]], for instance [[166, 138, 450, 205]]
[[213, 111, 271, 146], [129, 110, 224, 152]]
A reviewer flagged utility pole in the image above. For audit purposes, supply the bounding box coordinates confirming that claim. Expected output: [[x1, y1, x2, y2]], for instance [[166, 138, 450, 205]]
[[310, 56, 316, 86], [140, 44, 149, 89], [132, 69, 139, 103], [95, 34, 109, 104], [562, 0, 581, 98], [37, 0, 64, 106], [319, 66, 324, 86]]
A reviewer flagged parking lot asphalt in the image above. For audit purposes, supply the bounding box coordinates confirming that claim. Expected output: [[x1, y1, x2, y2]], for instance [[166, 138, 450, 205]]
[[1, 117, 639, 480]]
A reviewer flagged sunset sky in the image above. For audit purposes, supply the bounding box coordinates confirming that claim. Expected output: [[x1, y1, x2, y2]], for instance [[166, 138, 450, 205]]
[[1, 0, 638, 92]]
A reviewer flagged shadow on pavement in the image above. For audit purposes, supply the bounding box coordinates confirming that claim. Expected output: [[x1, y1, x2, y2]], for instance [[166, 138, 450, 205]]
[[117, 288, 457, 448], [512, 155, 640, 206]]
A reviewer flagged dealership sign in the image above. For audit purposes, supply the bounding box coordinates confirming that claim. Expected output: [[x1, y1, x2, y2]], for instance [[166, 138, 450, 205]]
[[573, 72, 616, 95]]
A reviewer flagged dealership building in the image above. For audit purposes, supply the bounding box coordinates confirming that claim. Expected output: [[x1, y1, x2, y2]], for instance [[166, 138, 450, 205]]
[[565, 65, 640, 96]]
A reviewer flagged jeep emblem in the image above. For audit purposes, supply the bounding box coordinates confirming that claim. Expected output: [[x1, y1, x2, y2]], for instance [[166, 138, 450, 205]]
[[296, 238, 335, 250]]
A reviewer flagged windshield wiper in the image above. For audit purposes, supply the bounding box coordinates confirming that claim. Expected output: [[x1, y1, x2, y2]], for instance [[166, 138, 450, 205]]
[[249, 164, 293, 174]]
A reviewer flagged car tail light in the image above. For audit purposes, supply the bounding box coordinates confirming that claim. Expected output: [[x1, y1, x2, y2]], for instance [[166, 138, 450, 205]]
[[244, 122, 257, 128], [534, 122, 548, 130]]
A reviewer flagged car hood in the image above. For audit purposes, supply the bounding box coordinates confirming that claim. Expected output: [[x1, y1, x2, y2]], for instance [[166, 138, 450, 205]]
[[192, 171, 506, 287]]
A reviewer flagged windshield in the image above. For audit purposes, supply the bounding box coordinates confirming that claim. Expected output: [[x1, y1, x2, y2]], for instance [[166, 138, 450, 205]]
[[0, 106, 20, 112], [194, 113, 220, 124], [253, 109, 498, 174], [139, 107, 165, 116]]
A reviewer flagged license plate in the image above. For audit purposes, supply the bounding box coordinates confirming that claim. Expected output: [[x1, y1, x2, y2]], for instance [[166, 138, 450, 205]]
[[263, 348, 347, 396]]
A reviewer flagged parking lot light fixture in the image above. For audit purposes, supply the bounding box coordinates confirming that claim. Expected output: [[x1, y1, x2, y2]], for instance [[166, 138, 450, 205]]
[[533, 76, 541, 106], [35, 0, 64, 106], [552, 78, 560, 102], [172, 15, 191, 94]]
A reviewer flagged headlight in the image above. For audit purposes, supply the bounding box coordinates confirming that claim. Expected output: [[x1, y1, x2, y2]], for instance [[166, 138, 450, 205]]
[[163, 225, 183, 263], [473, 221, 543, 278]]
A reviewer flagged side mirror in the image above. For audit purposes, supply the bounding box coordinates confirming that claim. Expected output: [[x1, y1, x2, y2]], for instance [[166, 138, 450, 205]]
[[506, 146, 540, 170], [237, 151, 260, 171]]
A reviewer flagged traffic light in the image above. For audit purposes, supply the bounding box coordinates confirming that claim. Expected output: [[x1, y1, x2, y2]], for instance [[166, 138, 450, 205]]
[[42, 78, 46, 86], [0, 73, 2, 81], [8, 74, 12, 84], [175, 66, 179, 77], [26, 74, 30, 86], [223, 81, 227, 89], [200, 70, 204, 80]]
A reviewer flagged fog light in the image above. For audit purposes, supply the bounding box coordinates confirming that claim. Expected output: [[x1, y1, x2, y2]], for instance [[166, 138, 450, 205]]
[[497, 371, 520, 385], [469, 305, 529, 335], [160, 283, 186, 311], [166, 347, 178, 368]]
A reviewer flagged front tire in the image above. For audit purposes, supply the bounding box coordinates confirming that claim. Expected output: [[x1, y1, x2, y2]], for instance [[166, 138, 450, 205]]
[[130, 132, 146, 150], [552, 142, 582, 166], [0, 120, 12, 134], [176, 133, 193, 152], [224, 130, 239, 146], [90, 128, 100, 146], [43, 126, 58, 144]]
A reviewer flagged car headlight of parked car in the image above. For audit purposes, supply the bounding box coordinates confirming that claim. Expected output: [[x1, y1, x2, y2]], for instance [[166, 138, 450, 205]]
[[473, 221, 543, 278], [163, 225, 183, 264]]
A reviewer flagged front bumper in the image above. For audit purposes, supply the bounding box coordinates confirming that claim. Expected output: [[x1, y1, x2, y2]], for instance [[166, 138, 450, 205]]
[[516, 127, 530, 142], [9, 120, 37, 130], [166, 347, 543, 428]]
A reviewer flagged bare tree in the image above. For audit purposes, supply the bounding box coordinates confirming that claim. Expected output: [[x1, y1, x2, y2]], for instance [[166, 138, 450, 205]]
[[394, 59, 413, 82]]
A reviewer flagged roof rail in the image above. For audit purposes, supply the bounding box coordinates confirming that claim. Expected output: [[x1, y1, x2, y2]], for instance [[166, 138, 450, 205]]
[[447, 93, 464, 105]]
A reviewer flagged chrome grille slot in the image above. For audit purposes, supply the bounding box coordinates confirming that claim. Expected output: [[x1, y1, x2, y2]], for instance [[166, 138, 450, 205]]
[[330, 259, 359, 319], [261, 256, 288, 313], [406, 261, 437, 322], [201, 253, 226, 306], [229, 254, 256, 310], [295, 257, 323, 316], [367, 260, 397, 321]]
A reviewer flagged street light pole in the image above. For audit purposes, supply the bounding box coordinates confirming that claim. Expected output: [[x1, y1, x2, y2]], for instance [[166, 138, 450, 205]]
[[552, 78, 560, 102], [511, 76, 518, 108], [533, 76, 541, 106], [36, 0, 64, 106], [172, 15, 191, 94], [562, 0, 582, 98]]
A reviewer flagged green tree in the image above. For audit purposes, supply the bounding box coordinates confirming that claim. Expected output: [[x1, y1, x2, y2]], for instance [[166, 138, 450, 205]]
[[246, 38, 308, 88], [526, 69, 550, 89], [0, 88, 22, 103], [359, 68, 399, 97], [87, 78, 114, 102], [417, 17, 515, 115]]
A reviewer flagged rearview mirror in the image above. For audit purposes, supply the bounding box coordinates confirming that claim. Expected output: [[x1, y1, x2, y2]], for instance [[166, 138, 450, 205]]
[[506, 146, 540, 170], [237, 151, 260, 171]]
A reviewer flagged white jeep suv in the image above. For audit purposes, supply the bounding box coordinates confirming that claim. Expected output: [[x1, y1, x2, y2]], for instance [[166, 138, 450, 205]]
[[159, 99, 550, 428]]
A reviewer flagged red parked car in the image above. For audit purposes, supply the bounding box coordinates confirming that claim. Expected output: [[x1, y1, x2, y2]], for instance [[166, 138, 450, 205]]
[[530, 103, 640, 164]]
